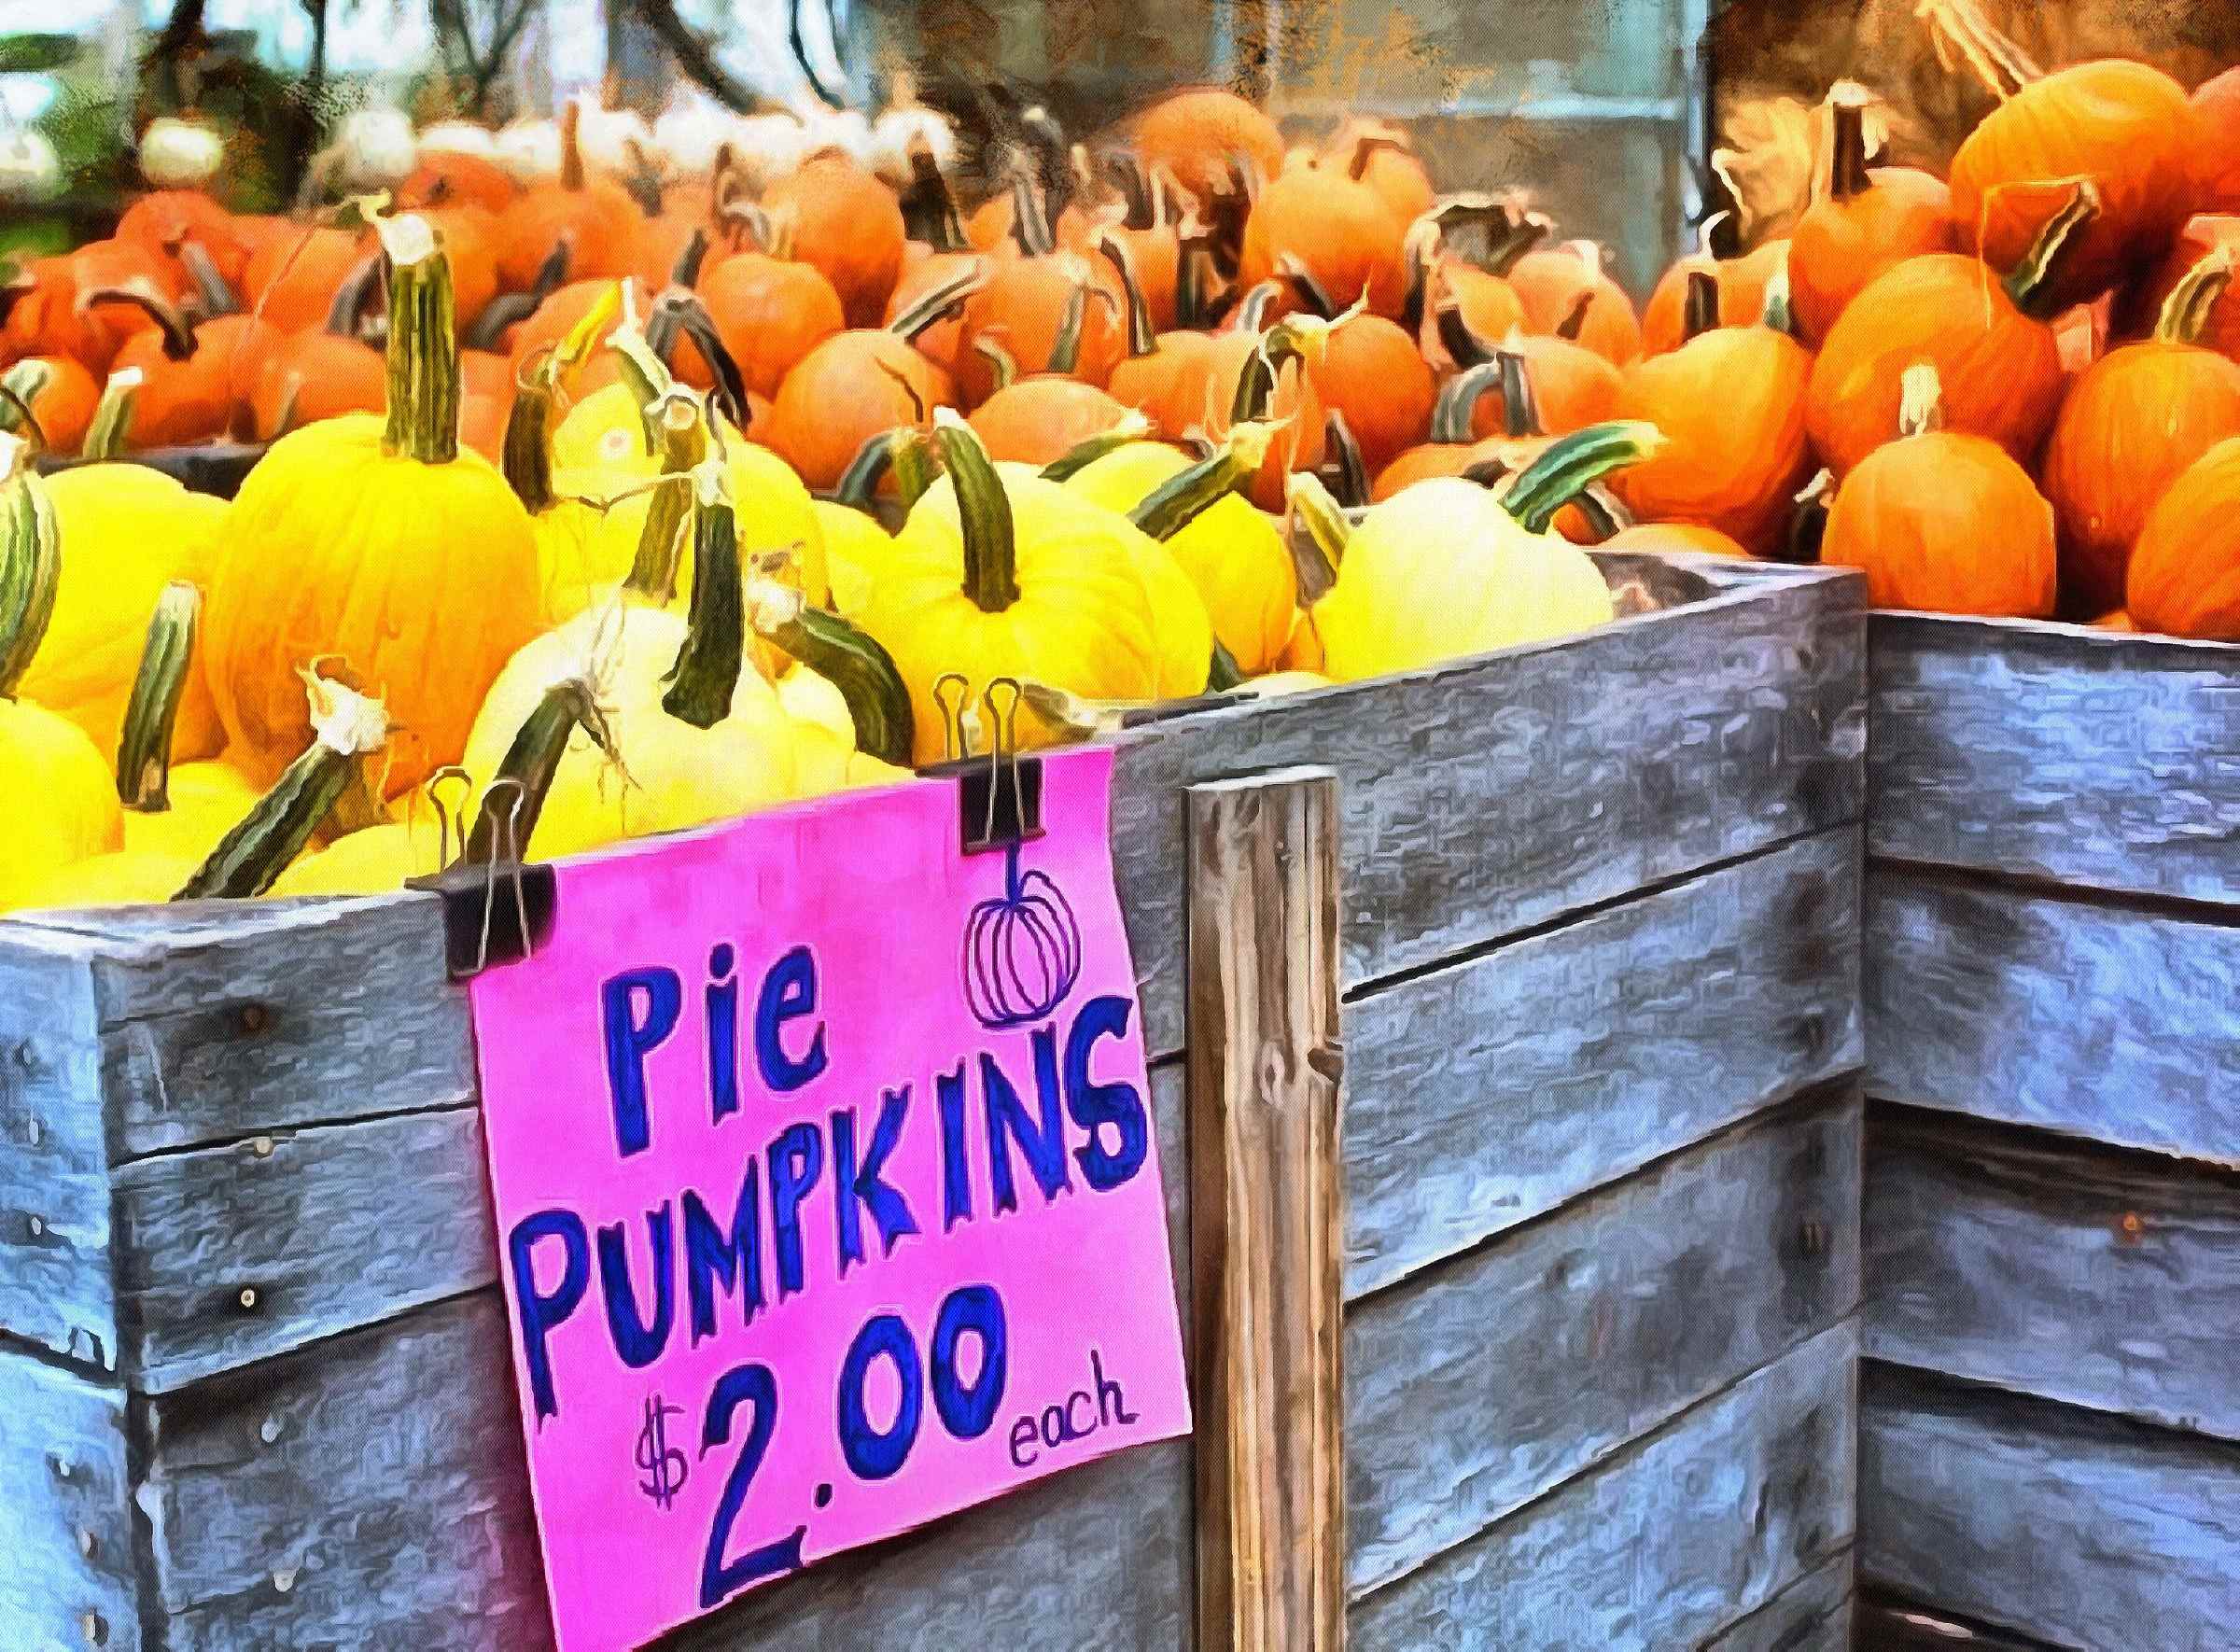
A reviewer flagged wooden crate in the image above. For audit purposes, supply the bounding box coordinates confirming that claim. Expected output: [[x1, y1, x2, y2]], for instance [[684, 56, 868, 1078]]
[[0, 555, 1864, 1651], [1859, 613, 2240, 1649]]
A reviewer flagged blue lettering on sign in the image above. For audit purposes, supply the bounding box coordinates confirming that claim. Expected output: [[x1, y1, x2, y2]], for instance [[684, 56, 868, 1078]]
[[1006, 1346, 1136, 1468], [832, 1087, 920, 1275], [682, 1158, 764, 1345], [836, 1313, 923, 1480], [508, 1209, 590, 1423], [979, 1029, 1070, 1214], [765, 1122, 824, 1301], [935, 1060, 973, 1231], [706, 944, 740, 1126], [755, 945, 829, 1093], [603, 968, 682, 1157], [930, 1283, 1008, 1440], [597, 1202, 677, 1369], [1064, 995, 1149, 1191]]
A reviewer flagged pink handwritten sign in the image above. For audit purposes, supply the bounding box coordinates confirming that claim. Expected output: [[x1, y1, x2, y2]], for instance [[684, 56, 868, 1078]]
[[468, 747, 1191, 1652]]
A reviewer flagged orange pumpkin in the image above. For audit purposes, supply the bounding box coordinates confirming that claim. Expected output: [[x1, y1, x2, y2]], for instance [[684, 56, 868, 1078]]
[[1130, 88, 1286, 204], [114, 188, 254, 295], [1947, 47, 2199, 312], [0, 356, 100, 453], [1788, 91, 1955, 344], [1430, 289, 1621, 441], [698, 236, 847, 400], [1641, 231, 1786, 357], [396, 149, 519, 215], [1508, 240, 1644, 364], [763, 267, 971, 489], [1613, 271, 1813, 551], [2192, 68, 2240, 217], [2, 247, 178, 375], [1169, 316, 1325, 511], [105, 299, 273, 448], [1317, 121, 1435, 228], [2126, 435, 2240, 638], [1821, 363, 2055, 616], [2114, 216, 2240, 355], [966, 374, 1131, 468], [496, 105, 639, 292], [1238, 152, 1407, 320], [1603, 521, 1753, 558], [1806, 187, 2092, 475], [763, 151, 907, 328], [243, 225, 369, 334], [246, 258, 386, 440], [1370, 349, 1601, 548], [1305, 312, 1434, 475], [955, 189, 1127, 404], [2042, 247, 2240, 614]]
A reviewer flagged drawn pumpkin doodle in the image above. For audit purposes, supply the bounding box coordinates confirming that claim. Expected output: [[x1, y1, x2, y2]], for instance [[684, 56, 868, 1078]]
[[962, 841, 1084, 1031]]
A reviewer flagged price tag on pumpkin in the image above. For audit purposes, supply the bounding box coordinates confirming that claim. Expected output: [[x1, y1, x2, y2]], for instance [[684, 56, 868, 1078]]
[[466, 746, 1191, 1652]]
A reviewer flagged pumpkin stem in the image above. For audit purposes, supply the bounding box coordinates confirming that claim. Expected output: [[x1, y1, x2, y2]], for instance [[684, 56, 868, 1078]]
[[1495, 344, 1544, 441], [669, 225, 711, 290], [81, 368, 142, 460], [177, 672, 389, 900], [1007, 170, 1057, 258], [460, 677, 620, 866], [1435, 294, 1495, 368], [1276, 252, 1337, 320], [1918, 0, 2041, 102], [2155, 245, 2237, 345], [1431, 358, 1505, 444], [1044, 268, 1091, 374], [0, 435, 60, 700], [1129, 420, 1278, 539], [888, 264, 985, 343], [1324, 409, 1368, 507], [559, 99, 587, 192], [376, 214, 461, 465], [78, 279, 197, 361], [1897, 362, 1945, 438], [745, 576, 916, 765], [1176, 237, 1220, 331], [1503, 420, 1667, 535], [1343, 125, 1410, 183], [932, 408, 1020, 614], [175, 239, 242, 316], [663, 463, 747, 728], [1826, 94, 1873, 203], [0, 362, 52, 452], [1683, 269, 1721, 341], [890, 425, 937, 508], [117, 581, 200, 812], [1039, 411, 1155, 482], [1227, 313, 1332, 427], [503, 283, 623, 513], [835, 428, 896, 507], [462, 240, 570, 352], [1094, 231, 1157, 358], [901, 141, 971, 252], [1207, 639, 1245, 691], [1759, 257, 1798, 336], [2003, 182, 2101, 320], [625, 390, 709, 602], [1782, 468, 1833, 566], [1400, 217, 1441, 334], [975, 336, 1021, 390], [1232, 279, 1283, 333], [1556, 289, 1595, 342], [1286, 469, 1351, 589], [645, 290, 750, 428], [1099, 147, 1155, 230], [323, 251, 385, 338]]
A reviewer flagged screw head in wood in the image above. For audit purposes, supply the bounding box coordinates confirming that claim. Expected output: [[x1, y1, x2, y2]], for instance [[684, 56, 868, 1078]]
[[239, 1003, 270, 1034], [236, 1286, 259, 1311], [81, 1609, 106, 1645], [77, 1527, 96, 1559]]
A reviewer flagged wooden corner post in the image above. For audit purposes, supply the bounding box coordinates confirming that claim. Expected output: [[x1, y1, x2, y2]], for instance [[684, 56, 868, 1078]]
[[1186, 766, 1346, 1652]]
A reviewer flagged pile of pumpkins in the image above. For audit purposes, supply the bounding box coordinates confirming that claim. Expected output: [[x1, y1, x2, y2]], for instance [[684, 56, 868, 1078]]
[[7, 33, 2240, 913]]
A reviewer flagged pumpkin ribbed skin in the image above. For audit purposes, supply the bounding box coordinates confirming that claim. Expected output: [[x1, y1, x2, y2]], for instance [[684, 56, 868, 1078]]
[[119, 761, 262, 861], [1444, 265, 1526, 349], [205, 414, 543, 791], [956, 258, 1127, 404], [699, 251, 846, 398], [1307, 315, 1434, 473], [243, 227, 368, 333], [1602, 522, 1753, 558], [1641, 241, 1786, 357], [2041, 328, 2240, 614], [1239, 161, 1407, 320], [763, 154, 906, 328], [21, 468, 228, 762], [763, 330, 953, 492], [0, 699, 122, 911], [2193, 70, 2240, 217], [1823, 427, 2055, 616], [1806, 253, 2064, 474], [882, 251, 982, 377], [1131, 89, 1286, 203], [270, 818, 446, 896], [113, 314, 273, 449], [2114, 217, 2240, 353], [968, 379, 1131, 467], [1508, 244, 1643, 364], [1615, 324, 1813, 551], [1, 356, 100, 453], [1951, 61, 2199, 312], [1790, 168, 1955, 344], [2127, 436, 2240, 639], [115, 190, 254, 292], [1468, 335, 1622, 441]]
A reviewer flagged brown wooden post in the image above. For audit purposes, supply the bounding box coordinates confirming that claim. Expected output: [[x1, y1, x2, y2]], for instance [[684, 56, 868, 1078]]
[[1186, 765, 1346, 1652]]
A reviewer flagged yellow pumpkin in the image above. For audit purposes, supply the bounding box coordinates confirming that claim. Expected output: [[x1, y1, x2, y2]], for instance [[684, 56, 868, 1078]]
[[861, 413, 1186, 764], [9, 849, 196, 913], [1065, 435, 1297, 675], [122, 762, 261, 860], [19, 466, 227, 763], [814, 499, 895, 618], [1312, 424, 1652, 679], [203, 215, 543, 795], [271, 817, 448, 897], [0, 443, 123, 911]]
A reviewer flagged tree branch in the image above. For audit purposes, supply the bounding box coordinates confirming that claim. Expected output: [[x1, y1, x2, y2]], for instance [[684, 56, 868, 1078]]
[[630, 0, 768, 114]]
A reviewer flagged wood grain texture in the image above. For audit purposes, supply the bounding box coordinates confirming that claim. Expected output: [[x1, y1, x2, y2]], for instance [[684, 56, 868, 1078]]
[[1860, 1360, 2240, 1652], [1866, 1105, 2240, 1442], [112, 1104, 498, 1393], [1117, 564, 1866, 1058], [1348, 1089, 1860, 1597], [1349, 1320, 1857, 1650], [1344, 827, 1860, 1296], [1187, 769, 1346, 1652], [1865, 870, 2240, 1163], [1700, 1547, 1854, 1652], [1852, 1589, 2060, 1651], [1868, 612, 2240, 903], [2, 892, 474, 1160], [0, 926, 118, 1371], [0, 1350, 143, 1651], [135, 1291, 553, 1652]]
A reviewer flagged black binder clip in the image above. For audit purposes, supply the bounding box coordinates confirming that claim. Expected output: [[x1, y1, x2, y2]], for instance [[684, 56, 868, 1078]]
[[408, 774, 558, 980], [920, 674, 1043, 856]]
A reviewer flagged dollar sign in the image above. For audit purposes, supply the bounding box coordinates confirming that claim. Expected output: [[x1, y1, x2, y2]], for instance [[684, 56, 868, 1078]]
[[636, 1393, 689, 1510]]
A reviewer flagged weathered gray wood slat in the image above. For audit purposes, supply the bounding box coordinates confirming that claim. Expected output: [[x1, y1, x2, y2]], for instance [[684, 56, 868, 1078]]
[[1117, 564, 1865, 1057], [0, 927, 116, 1369], [1701, 1547, 1854, 1652], [0, 1349, 144, 1650], [113, 1104, 498, 1393], [1868, 612, 2240, 903], [1865, 869, 2240, 1163], [1866, 1105, 2240, 1442], [1860, 1360, 2240, 1652], [1345, 827, 1860, 1295], [1349, 1320, 1856, 1650], [135, 1291, 553, 1652], [1348, 1089, 1860, 1596]]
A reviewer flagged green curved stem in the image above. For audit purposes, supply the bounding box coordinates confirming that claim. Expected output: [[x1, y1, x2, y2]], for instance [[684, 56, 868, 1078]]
[[663, 469, 746, 728], [2003, 183, 2100, 320], [377, 215, 461, 465], [1502, 420, 1665, 535], [118, 581, 199, 811], [747, 580, 916, 764], [462, 677, 617, 864], [0, 439, 60, 698], [932, 413, 1018, 613]]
